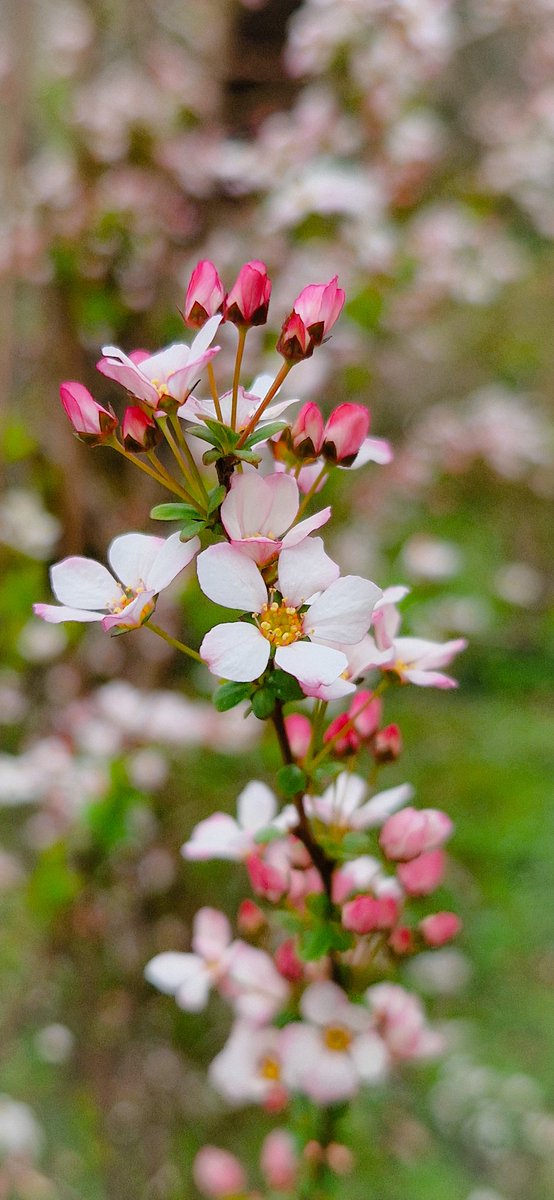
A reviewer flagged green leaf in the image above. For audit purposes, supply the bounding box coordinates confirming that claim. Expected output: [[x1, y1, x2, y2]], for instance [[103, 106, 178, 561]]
[[213, 681, 253, 711], [342, 831, 374, 855], [305, 893, 331, 919], [234, 449, 262, 465], [207, 485, 227, 513], [276, 764, 307, 796], [182, 424, 221, 447], [267, 670, 304, 701], [179, 518, 206, 542], [202, 448, 222, 465], [150, 502, 199, 521], [251, 688, 276, 719], [202, 417, 240, 446], [243, 420, 288, 448], [27, 844, 81, 922], [298, 926, 334, 961], [253, 825, 285, 845]]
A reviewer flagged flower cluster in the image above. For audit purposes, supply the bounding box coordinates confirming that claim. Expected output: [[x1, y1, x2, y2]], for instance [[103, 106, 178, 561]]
[[34, 260, 466, 1187]]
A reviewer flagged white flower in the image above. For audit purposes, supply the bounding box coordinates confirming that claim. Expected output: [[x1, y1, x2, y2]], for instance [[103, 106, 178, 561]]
[[179, 372, 298, 436], [182, 780, 296, 861], [145, 907, 234, 1012], [220, 471, 330, 566], [209, 1022, 286, 1105], [305, 772, 414, 832], [34, 531, 199, 632], [280, 981, 387, 1104], [97, 316, 221, 409], [198, 537, 381, 691]]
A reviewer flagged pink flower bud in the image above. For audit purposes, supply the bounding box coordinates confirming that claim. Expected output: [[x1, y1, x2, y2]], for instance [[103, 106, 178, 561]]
[[373, 723, 402, 763], [326, 1143, 354, 1176], [380, 807, 453, 861], [324, 713, 360, 756], [322, 403, 370, 465], [224, 260, 271, 326], [397, 849, 446, 896], [60, 381, 117, 444], [246, 852, 288, 902], [260, 1130, 298, 1191], [342, 894, 400, 934], [122, 406, 162, 453], [276, 309, 313, 362], [237, 899, 266, 935], [184, 260, 225, 328], [274, 938, 304, 982], [289, 402, 325, 457], [419, 911, 462, 947], [388, 925, 414, 955], [348, 690, 382, 740], [193, 1146, 247, 1198], [284, 713, 312, 760], [293, 277, 345, 346]]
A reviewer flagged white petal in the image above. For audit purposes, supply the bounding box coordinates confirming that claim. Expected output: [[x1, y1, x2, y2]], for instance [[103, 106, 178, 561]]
[[190, 313, 222, 357], [192, 907, 231, 959], [306, 576, 382, 645], [344, 436, 394, 468], [350, 1032, 389, 1082], [33, 603, 104, 624], [305, 1051, 359, 1103], [50, 557, 115, 609], [277, 538, 339, 607], [201, 623, 269, 682], [301, 981, 345, 1026], [263, 473, 299, 534], [353, 783, 415, 829], [108, 533, 164, 587], [197, 544, 267, 611], [176, 967, 213, 1012], [237, 781, 277, 832], [145, 532, 200, 591], [222, 473, 275, 540], [281, 506, 331, 548], [182, 813, 248, 860], [145, 951, 200, 994], [275, 641, 347, 688]]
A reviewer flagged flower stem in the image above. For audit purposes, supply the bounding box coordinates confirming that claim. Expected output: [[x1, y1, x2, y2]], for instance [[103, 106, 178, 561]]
[[272, 701, 334, 900], [110, 441, 193, 501], [310, 678, 389, 769], [207, 362, 223, 422], [145, 450, 199, 507], [156, 416, 206, 508], [230, 325, 248, 431], [235, 360, 292, 448], [146, 621, 203, 663], [296, 463, 329, 519], [169, 412, 210, 504]]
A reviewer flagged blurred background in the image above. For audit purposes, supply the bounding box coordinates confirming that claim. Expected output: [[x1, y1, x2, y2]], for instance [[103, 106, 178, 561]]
[[0, 0, 553, 1197]]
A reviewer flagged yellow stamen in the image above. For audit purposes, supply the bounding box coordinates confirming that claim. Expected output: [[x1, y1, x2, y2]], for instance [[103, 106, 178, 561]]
[[323, 1025, 352, 1053], [257, 598, 303, 647]]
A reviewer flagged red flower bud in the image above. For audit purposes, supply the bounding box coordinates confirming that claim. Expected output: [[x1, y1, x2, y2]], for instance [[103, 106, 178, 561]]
[[183, 260, 225, 328], [397, 849, 446, 896], [342, 893, 400, 934], [373, 723, 402, 763], [60, 381, 117, 445], [324, 713, 360, 756], [322, 403, 370, 465], [419, 911, 462, 947], [224, 260, 271, 326], [277, 276, 345, 361], [122, 406, 162, 453]]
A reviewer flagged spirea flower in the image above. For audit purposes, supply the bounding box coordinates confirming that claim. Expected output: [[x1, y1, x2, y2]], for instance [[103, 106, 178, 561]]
[[220, 471, 330, 566], [181, 780, 296, 862], [97, 316, 221, 410]]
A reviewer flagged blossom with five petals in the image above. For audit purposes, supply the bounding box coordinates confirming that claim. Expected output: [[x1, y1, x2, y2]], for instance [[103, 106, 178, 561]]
[[181, 780, 296, 862], [179, 373, 298, 438], [220, 471, 330, 566], [197, 538, 381, 689], [33, 532, 199, 632], [209, 1020, 286, 1105], [145, 907, 234, 1012], [304, 772, 414, 833], [96, 315, 221, 410]]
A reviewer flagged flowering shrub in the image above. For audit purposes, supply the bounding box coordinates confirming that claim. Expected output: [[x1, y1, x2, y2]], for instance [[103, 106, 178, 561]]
[[34, 259, 467, 1195]]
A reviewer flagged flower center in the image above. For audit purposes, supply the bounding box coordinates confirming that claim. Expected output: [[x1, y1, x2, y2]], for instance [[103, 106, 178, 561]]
[[110, 583, 145, 615], [259, 1055, 281, 1081], [258, 600, 303, 647], [323, 1025, 352, 1053], [150, 377, 170, 399]]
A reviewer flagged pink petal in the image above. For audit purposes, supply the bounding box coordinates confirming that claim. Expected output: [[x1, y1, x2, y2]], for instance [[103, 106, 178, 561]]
[[221, 473, 275, 540], [306, 576, 382, 645], [33, 603, 104, 624], [301, 981, 346, 1026], [97, 350, 159, 405], [101, 590, 156, 632], [281, 506, 331, 548], [275, 641, 347, 688], [201, 622, 269, 682], [197, 544, 267, 611], [50, 557, 115, 609], [277, 538, 339, 607], [345, 437, 394, 469], [192, 907, 232, 959], [263, 473, 299, 533], [402, 669, 458, 688]]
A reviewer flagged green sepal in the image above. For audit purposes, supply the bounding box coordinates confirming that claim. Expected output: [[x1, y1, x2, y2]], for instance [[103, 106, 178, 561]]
[[276, 764, 307, 796], [234, 449, 262, 465], [207, 485, 227, 513], [179, 518, 206, 542], [305, 893, 331, 919], [267, 670, 304, 702], [251, 688, 276, 720], [202, 448, 222, 465], [213, 681, 253, 711], [341, 831, 374, 856], [150, 502, 199, 521]]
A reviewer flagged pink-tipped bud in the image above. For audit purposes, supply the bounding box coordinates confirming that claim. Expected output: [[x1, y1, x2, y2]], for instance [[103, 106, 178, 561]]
[[324, 713, 360, 756], [342, 894, 400, 934], [274, 938, 304, 982], [246, 852, 288, 903], [326, 1144, 354, 1176], [284, 713, 312, 760], [380, 807, 453, 862], [260, 1130, 298, 1191], [276, 310, 313, 362], [373, 723, 402, 763], [193, 1146, 247, 1198], [263, 1083, 289, 1114], [388, 925, 414, 955], [397, 849, 446, 896], [122, 406, 162, 453], [289, 402, 325, 457], [419, 911, 462, 947], [60, 381, 118, 445], [294, 277, 345, 347], [237, 898, 266, 936], [184, 259, 225, 328], [348, 690, 382, 740], [322, 403, 369, 465], [224, 260, 271, 326]]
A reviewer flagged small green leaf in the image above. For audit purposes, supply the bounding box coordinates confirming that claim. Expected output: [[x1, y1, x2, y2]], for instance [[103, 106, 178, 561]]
[[234, 449, 262, 465], [179, 518, 206, 542], [207, 485, 227, 513], [342, 831, 373, 855], [305, 893, 331, 919], [243, 420, 287, 448], [150, 502, 199, 521], [254, 825, 285, 845], [298, 926, 334, 961], [183, 424, 221, 447], [251, 688, 276, 719], [213, 681, 253, 711], [202, 448, 222, 465], [202, 418, 240, 446], [276, 764, 307, 796], [267, 670, 304, 701]]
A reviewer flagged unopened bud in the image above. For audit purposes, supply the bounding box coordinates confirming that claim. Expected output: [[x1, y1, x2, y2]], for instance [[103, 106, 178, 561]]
[[373, 723, 402, 763]]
